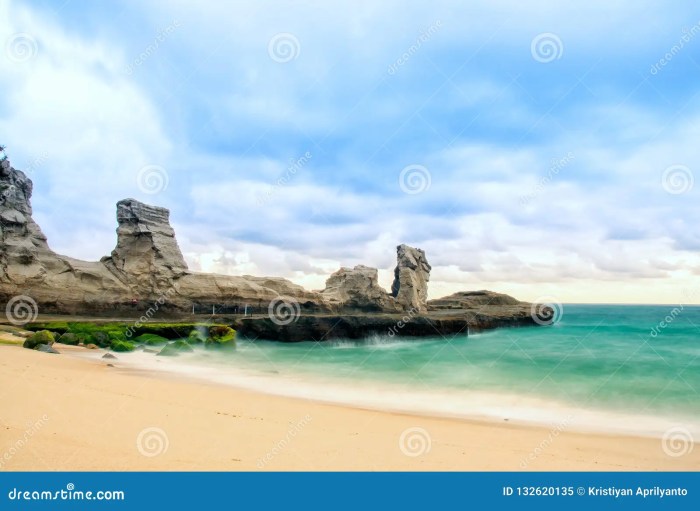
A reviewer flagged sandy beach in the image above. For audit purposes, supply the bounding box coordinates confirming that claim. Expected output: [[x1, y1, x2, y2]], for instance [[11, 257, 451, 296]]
[[0, 344, 697, 471]]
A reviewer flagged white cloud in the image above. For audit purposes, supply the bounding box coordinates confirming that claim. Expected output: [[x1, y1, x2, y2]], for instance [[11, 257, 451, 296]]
[[0, 0, 173, 260]]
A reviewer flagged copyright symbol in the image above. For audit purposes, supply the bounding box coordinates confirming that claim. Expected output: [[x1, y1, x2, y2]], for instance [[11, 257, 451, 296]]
[[577, 487, 585, 496]]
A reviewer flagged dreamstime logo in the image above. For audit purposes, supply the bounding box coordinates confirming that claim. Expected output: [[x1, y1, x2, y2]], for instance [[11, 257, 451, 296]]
[[0, 414, 49, 470], [387, 307, 419, 337], [125, 20, 181, 75], [137, 165, 169, 195], [268, 33, 300, 63], [399, 165, 431, 195], [530, 297, 563, 326], [5, 33, 38, 63], [5, 295, 38, 325], [661, 165, 694, 195], [530, 33, 563, 63], [650, 22, 700, 76], [519, 414, 575, 468], [136, 427, 169, 457], [257, 414, 312, 469], [387, 20, 442, 75], [268, 297, 301, 326], [661, 426, 694, 457], [520, 152, 575, 205], [399, 427, 432, 457], [257, 151, 312, 206]]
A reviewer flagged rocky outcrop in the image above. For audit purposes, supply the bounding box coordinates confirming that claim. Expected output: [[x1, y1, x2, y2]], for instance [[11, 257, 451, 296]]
[[428, 290, 523, 310], [234, 308, 541, 342], [0, 160, 133, 309], [0, 160, 327, 314], [321, 265, 398, 312], [0, 158, 544, 336], [102, 199, 187, 292], [391, 244, 431, 312]]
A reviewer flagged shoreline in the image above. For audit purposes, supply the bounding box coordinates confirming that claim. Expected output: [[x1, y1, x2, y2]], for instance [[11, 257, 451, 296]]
[[1, 345, 698, 471], [78, 345, 699, 441]]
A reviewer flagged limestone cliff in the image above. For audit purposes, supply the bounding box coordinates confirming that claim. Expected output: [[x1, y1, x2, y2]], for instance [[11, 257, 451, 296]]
[[321, 265, 398, 312], [0, 159, 538, 326], [102, 199, 188, 292], [0, 160, 326, 314], [391, 244, 431, 312]]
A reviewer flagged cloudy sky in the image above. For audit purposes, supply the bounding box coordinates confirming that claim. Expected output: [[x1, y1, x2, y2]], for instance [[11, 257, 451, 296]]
[[1, 0, 699, 304]]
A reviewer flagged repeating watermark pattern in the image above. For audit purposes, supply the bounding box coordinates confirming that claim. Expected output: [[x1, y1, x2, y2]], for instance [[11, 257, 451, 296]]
[[268, 33, 300, 63], [661, 426, 694, 457], [649, 304, 685, 338], [125, 20, 181, 75], [5, 33, 38, 63], [387, 307, 419, 337], [387, 20, 442, 75], [136, 427, 169, 457], [22, 150, 50, 175], [137, 165, 169, 195], [257, 414, 312, 469], [0, 415, 49, 469], [650, 22, 700, 75], [268, 297, 301, 326], [399, 427, 432, 457], [530, 297, 563, 326], [125, 285, 179, 338], [399, 164, 431, 195], [257, 152, 312, 206], [5, 295, 39, 325], [661, 165, 693, 195], [519, 414, 575, 468], [530, 33, 564, 63], [520, 152, 575, 205]]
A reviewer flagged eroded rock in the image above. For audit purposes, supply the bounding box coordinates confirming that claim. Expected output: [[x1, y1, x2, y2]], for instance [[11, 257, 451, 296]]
[[391, 244, 431, 312], [321, 265, 397, 312]]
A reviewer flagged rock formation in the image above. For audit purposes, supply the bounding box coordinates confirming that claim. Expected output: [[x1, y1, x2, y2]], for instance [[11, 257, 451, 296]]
[[0, 160, 133, 309], [101, 199, 188, 292], [428, 290, 523, 310], [0, 158, 543, 336], [321, 265, 398, 312], [0, 159, 325, 314], [391, 244, 431, 312]]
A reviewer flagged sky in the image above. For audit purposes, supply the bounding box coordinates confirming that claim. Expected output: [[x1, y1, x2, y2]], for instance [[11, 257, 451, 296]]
[[1, 0, 699, 304]]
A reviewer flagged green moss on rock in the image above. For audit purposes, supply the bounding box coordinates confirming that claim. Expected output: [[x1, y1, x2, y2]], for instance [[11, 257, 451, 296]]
[[23, 330, 56, 350], [187, 329, 207, 344], [57, 333, 80, 345], [206, 325, 236, 348], [133, 333, 170, 345], [111, 340, 136, 352]]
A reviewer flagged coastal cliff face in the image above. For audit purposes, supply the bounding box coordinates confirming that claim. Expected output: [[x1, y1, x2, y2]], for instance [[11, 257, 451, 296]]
[[0, 159, 545, 333], [0, 160, 133, 310], [0, 160, 328, 313], [0, 161, 438, 315], [391, 244, 431, 312], [104, 199, 188, 279], [321, 265, 399, 312]]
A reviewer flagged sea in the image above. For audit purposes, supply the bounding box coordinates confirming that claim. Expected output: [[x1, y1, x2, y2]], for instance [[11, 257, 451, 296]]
[[80, 305, 700, 437]]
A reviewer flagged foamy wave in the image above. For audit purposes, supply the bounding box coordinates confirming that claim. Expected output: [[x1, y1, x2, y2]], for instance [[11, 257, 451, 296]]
[[68, 347, 699, 439]]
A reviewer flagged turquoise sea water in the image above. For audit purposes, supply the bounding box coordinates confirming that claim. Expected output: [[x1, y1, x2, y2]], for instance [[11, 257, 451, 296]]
[[111, 305, 700, 432]]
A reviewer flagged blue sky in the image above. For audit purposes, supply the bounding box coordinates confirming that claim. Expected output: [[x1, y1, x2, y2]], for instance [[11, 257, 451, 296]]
[[1, 0, 699, 303]]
